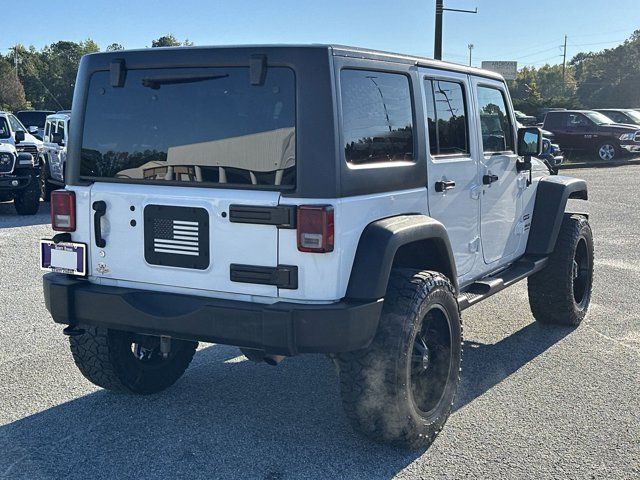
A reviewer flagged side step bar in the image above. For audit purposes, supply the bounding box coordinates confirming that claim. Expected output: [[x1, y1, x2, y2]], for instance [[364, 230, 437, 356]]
[[457, 256, 549, 311]]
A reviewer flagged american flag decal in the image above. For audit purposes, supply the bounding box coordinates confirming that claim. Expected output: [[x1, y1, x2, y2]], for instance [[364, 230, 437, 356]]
[[153, 219, 200, 256]]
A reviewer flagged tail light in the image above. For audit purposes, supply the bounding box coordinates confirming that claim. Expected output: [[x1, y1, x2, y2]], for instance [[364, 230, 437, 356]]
[[297, 205, 334, 253], [51, 190, 76, 232]]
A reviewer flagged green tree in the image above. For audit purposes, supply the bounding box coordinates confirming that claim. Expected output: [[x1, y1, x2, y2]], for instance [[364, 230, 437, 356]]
[[0, 58, 29, 111], [151, 35, 193, 47], [106, 43, 124, 51]]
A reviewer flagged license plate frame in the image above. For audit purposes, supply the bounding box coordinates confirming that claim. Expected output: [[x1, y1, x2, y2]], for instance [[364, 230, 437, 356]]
[[40, 240, 87, 277]]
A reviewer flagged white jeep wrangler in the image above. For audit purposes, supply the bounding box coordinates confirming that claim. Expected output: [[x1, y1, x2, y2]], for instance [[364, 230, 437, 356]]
[[41, 45, 593, 449], [41, 112, 71, 200]]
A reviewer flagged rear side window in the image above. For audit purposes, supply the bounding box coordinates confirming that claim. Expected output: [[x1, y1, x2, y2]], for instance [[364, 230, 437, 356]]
[[424, 79, 469, 155], [544, 113, 563, 129], [476, 86, 514, 153], [341, 69, 414, 165]]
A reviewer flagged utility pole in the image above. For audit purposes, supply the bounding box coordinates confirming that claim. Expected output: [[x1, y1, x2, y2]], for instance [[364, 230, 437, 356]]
[[434, 1, 478, 60], [13, 46, 19, 77], [561, 34, 568, 95], [468, 44, 474, 66]]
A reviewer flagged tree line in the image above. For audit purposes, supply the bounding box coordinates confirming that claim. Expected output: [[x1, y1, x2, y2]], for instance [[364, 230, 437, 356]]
[[0, 35, 191, 111], [1, 31, 638, 113], [510, 30, 640, 114]]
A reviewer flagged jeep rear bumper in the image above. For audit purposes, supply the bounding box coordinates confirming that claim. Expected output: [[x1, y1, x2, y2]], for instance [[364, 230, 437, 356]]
[[43, 273, 383, 355]]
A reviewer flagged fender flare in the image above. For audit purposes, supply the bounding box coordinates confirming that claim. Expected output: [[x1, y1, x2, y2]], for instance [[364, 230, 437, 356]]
[[526, 175, 588, 256], [346, 215, 458, 301]]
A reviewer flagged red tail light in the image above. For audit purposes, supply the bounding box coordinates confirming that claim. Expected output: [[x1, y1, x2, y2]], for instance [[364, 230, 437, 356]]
[[297, 205, 334, 253], [51, 190, 76, 232]]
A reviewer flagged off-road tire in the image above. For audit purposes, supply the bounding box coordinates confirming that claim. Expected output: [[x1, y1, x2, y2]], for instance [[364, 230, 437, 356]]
[[13, 174, 40, 215], [528, 214, 594, 326], [337, 270, 462, 450], [69, 327, 198, 394]]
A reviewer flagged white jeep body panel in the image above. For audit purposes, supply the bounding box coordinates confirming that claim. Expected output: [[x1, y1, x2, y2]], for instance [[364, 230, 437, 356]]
[[62, 47, 550, 306]]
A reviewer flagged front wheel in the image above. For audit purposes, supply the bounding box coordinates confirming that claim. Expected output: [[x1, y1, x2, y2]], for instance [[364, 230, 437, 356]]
[[337, 270, 462, 449], [597, 143, 618, 161], [69, 327, 198, 394], [528, 215, 594, 326]]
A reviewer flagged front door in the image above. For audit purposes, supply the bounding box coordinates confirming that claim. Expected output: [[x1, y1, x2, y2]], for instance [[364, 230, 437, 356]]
[[472, 79, 523, 265], [422, 70, 480, 279]]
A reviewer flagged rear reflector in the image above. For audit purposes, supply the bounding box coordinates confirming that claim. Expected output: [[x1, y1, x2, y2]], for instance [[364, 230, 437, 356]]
[[51, 190, 76, 232], [297, 205, 334, 253]]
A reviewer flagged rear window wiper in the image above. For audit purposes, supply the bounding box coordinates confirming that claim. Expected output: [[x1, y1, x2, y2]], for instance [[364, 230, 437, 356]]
[[141, 73, 229, 90]]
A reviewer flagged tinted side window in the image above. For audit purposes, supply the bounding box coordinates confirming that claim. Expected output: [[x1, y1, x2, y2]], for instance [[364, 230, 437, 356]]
[[341, 69, 414, 165], [57, 121, 65, 138], [8, 115, 24, 133], [544, 113, 563, 129], [424, 79, 468, 155], [0, 118, 10, 139], [477, 86, 514, 153], [567, 114, 589, 127]]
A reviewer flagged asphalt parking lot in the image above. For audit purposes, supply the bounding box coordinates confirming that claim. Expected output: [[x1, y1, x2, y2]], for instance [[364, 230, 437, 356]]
[[0, 166, 638, 480]]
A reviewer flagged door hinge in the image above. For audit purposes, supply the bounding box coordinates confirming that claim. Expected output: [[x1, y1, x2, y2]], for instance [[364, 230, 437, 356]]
[[468, 237, 480, 253]]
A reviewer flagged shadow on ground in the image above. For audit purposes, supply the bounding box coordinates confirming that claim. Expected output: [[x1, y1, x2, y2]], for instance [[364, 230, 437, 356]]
[[0, 201, 50, 228], [0, 322, 572, 479]]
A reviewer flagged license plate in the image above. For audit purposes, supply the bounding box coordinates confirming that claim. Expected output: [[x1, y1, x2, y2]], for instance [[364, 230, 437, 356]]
[[40, 240, 87, 276]]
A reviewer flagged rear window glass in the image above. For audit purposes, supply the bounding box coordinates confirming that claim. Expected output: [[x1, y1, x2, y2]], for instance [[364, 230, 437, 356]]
[[80, 67, 296, 188], [341, 69, 414, 165], [16, 111, 51, 128]]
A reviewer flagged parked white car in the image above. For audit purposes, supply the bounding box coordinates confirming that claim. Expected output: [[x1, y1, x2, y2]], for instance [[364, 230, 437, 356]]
[[41, 112, 70, 199]]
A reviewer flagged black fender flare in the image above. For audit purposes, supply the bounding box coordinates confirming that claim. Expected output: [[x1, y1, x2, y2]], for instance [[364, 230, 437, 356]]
[[346, 215, 458, 301], [526, 175, 588, 256]]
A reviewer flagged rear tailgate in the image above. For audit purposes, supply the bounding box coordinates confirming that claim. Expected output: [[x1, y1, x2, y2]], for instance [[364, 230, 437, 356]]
[[87, 183, 281, 297]]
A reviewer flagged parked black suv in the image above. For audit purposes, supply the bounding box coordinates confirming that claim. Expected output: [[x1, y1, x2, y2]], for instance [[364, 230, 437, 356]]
[[542, 109, 640, 161]]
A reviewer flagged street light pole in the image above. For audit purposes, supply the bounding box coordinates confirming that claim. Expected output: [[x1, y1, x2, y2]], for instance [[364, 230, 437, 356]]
[[468, 44, 474, 66], [434, 0, 444, 60], [433, 1, 478, 61]]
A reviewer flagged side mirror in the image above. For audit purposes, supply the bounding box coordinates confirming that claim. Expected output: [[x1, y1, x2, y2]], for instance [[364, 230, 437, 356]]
[[15, 130, 25, 143], [52, 132, 65, 146], [517, 127, 542, 158], [28, 126, 39, 134]]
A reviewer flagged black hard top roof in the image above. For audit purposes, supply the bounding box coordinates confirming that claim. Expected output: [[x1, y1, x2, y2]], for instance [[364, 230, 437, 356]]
[[84, 44, 505, 81]]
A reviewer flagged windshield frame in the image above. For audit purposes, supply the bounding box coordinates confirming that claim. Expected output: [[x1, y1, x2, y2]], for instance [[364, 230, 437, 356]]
[[78, 65, 298, 191]]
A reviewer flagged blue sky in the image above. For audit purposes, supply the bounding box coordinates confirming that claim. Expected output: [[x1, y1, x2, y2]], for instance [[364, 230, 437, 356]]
[[2, 0, 638, 67]]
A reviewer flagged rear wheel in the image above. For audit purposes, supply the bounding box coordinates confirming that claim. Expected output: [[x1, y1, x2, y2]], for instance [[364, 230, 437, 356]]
[[528, 215, 594, 326], [13, 174, 40, 215], [337, 270, 462, 449], [69, 327, 198, 394]]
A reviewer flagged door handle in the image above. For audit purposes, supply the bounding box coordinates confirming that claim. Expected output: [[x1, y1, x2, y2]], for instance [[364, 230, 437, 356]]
[[482, 174, 499, 185], [435, 180, 456, 192], [92, 200, 107, 248]]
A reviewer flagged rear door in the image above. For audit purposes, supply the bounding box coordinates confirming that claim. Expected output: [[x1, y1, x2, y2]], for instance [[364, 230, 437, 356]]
[[421, 70, 480, 278], [88, 184, 281, 297], [80, 65, 297, 298]]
